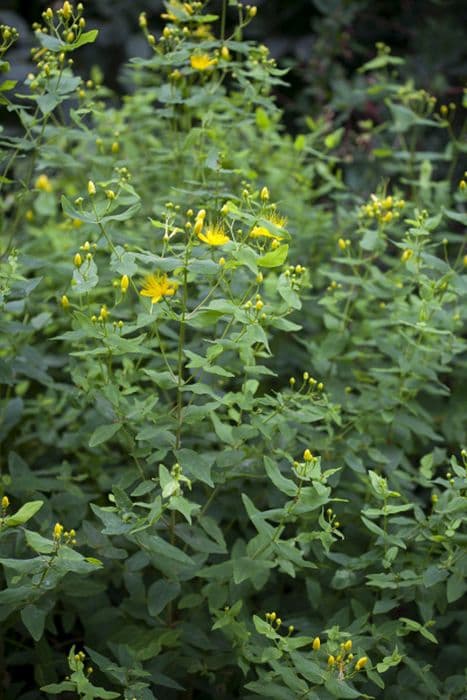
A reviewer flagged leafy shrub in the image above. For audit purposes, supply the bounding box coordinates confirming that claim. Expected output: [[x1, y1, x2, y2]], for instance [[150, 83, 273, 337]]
[[0, 2, 466, 699]]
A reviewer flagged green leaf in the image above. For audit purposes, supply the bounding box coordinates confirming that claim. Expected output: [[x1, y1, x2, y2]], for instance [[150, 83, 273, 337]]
[[324, 676, 361, 698], [210, 411, 235, 446], [324, 127, 344, 150], [24, 530, 55, 554], [73, 29, 99, 49], [253, 614, 279, 640], [264, 457, 297, 497], [147, 579, 181, 617], [258, 244, 289, 268], [399, 618, 438, 644], [176, 449, 215, 487], [446, 573, 467, 603], [233, 557, 274, 584], [5, 500, 43, 527], [21, 604, 47, 641], [89, 423, 121, 448], [168, 495, 200, 524], [41, 682, 76, 694]]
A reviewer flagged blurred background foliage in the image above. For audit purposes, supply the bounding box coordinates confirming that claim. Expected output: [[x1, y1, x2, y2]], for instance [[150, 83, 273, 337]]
[[1, 0, 466, 127]]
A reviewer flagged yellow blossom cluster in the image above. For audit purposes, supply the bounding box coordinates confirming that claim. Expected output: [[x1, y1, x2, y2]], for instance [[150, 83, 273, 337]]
[[53, 522, 77, 545], [326, 638, 368, 678], [360, 193, 405, 224]]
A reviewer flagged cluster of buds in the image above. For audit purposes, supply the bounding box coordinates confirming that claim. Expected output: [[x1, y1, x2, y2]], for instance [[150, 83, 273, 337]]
[[289, 371, 324, 395], [39, 2, 86, 41], [337, 237, 351, 251], [0, 24, 19, 56], [264, 611, 295, 636], [90, 304, 110, 323], [439, 102, 457, 120], [29, 4, 86, 85], [359, 193, 405, 225], [53, 522, 77, 545], [74, 650, 86, 663], [265, 611, 283, 630], [284, 264, 307, 290], [243, 294, 267, 323], [141, 3, 207, 49], [327, 640, 367, 679], [326, 279, 343, 294], [326, 507, 341, 530], [292, 448, 321, 480]]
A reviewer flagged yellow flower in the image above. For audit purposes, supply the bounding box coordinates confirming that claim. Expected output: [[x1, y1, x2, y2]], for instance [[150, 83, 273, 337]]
[[1, 495, 9, 510], [197, 223, 230, 246], [140, 272, 178, 304], [192, 25, 214, 40], [328, 655, 336, 666], [250, 211, 287, 240], [312, 636, 321, 651], [190, 53, 217, 71], [35, 174, 53, 192]]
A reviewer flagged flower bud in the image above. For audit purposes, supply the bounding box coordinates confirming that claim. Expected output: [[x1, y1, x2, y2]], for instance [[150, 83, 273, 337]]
[[120, 275, 129, 293], [87, 180, 96, 196], [355, 656, 368, 671], [312, 637, 320, 651], [53, 522, 64, 540]]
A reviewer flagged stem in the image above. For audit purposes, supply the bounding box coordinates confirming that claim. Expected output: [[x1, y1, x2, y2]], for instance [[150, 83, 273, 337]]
[[175, 260, 189, 451], [221, 0, 227, 42]]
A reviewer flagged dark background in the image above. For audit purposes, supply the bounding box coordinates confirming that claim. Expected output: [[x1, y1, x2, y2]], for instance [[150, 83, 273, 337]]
[[1, 0, 466, 127]]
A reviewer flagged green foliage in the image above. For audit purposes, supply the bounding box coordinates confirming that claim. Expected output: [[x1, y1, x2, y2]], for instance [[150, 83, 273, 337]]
[[0, 3, 466, 699]]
